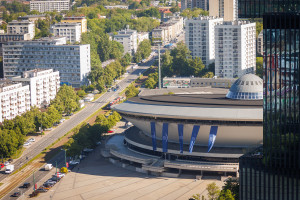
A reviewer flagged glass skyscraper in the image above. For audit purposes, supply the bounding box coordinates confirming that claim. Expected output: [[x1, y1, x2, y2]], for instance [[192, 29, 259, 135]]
[[238, 1, 300, 199], [238, 0, 300, 18]]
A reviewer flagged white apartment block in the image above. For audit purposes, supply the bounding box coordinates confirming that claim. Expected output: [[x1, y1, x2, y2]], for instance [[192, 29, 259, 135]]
[[209, 0, 237, 21], [137, 32, 149, 44], [104, 5, 128, 9], [12, 69, 60, 108], [0, 81, 30, 122], [2, 37, 91, 88], [152, 16, 184, 45], [215, 21, 256, 78], [30, 0, 70, 13], [50, 23, 81, 43], [181, 0, 208, 10], [257, 31, 263, 56], [7, 20, 35, 40], [185, 16, 223, 66], [113, 27, 137, 55]]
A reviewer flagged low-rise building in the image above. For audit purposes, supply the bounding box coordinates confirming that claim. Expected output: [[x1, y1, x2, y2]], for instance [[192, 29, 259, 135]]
[[3, 37, 91, 88], [30, 0, 70, 13], [7, 20, 35, 40], [12, 69, 60, 108], [152, 16, 183, 45], [104, 5, 128, 9], [18, 14, 47, 22], [112, 27, 137, 55], [0, 80, 30, 122], [50, 23, 81, 43], [61, 16, 87, 33], [137, 32, 149, 44]]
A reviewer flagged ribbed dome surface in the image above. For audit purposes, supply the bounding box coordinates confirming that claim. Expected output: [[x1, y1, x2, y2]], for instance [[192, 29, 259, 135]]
[[226, 74, 263, 100]]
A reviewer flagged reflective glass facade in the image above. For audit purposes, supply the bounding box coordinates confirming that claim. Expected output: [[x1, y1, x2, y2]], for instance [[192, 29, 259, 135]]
[[239, 12, 300, 200], [238, 0, 300, 18], [226, 91, 263, 100]]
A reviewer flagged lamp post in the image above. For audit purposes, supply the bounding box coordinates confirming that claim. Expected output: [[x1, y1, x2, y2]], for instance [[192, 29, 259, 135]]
[[61, 149, 67, 168]]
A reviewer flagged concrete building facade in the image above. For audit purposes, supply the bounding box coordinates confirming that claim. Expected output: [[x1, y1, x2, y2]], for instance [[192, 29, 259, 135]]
[[12, 69, 60, 108], [185, 16, 223, 66], [0, 81, 30, 122], [215, 21, 256, 78], [137, 32, 149, 44], [257, 31, 263, 56], [209, 0, 237, 21], [30, 0, 70, 13], [181, 0, 208, 10], [50, 23, 82, 43], [61, 17, 87, 33], [2, 37, 91, 88], [0, 33, 32, 42], [152, 16, 183, 45], [113, 28, 138, 55], [7, 20, 35, 40]]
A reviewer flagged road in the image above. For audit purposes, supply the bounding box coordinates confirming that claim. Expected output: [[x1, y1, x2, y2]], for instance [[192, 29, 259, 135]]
[[0, 61, 152, 199]]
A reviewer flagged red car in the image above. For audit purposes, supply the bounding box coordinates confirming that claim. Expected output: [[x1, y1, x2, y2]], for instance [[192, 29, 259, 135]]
[[0, 164, 4, 169], [108, 130, 114, 133]]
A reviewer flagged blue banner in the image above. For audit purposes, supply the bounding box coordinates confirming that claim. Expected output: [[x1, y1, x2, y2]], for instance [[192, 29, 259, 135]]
[[178, 124, 184, 153], [162, 123, 168, 153], [150, 122, 157, 151], [189, 125, 200, 153], [207, 126, 218, 152]]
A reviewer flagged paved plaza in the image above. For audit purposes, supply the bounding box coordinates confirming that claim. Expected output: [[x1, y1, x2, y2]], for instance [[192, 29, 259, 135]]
[[35, 145, 223, 200]]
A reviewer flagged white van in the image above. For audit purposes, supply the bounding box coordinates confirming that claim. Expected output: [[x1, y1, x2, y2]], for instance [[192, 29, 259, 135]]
[[44, 164, 53, 171]]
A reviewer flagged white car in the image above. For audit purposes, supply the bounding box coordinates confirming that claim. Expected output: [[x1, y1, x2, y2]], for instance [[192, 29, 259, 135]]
[[23, 142, 31, 146], [28, 138, 35, 142], [69, 160, 80, 165]]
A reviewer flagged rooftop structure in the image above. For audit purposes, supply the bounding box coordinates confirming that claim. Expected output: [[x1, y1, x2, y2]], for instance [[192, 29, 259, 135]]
[[61, 16, 87, 33], [18, 14, 47, 22]]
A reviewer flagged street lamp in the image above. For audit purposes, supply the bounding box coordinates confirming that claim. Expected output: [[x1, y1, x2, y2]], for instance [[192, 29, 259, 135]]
[[61, 149, 67, 168], [153, 40, 162, 89]]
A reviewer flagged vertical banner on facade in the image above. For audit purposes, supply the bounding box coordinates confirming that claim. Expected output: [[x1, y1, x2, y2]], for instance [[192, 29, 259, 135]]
[[150, 122, 157, 151], [207, 126, 218, 153], [178, 124, 184, 153], [162, 123, 169, 153], [189, 125, 200, 153]]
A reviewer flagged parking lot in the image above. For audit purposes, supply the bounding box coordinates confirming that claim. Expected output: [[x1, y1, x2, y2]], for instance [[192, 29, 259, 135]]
[[33, 145, 223, 200]]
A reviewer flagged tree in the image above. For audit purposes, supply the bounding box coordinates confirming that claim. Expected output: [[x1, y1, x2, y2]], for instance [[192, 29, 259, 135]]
[[144, 72, 158, 89], [203, 72, 214, 78], [51, 85, 79, 114], [46, 105, 61, 125], [207, 182, 221, 200], [170, 6, 180, 13], [218, 190, 235, 200], [136, 39, 152, 60], [256, 57, 263, 78], [110, 40, 124, 59], [125, 84, 139, 98], [221, 178, 239, 199]]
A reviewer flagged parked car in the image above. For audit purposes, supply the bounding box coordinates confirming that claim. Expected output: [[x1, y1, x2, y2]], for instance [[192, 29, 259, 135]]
[[21, 182, 31, 188], [108, 130, 114, 133], [43, 182, 55, 188], [23, 142, 31, 146], [59, 119, 65, 124], [83, 148, 93, 152], [11, 192, 20, 197], [53, 173, 65, 178], [69, 160, 80, 165], [45, 180, 56, 185], [51, 176, 61, 181], [0, 163, 4, 169], [28, 138, 35, 142], [36, 188, 48, 193]]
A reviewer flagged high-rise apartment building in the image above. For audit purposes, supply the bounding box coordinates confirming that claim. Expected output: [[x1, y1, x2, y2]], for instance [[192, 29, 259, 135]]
[[12, 69, 60, 108], [30, 0, 70, 13], [61, 17, 87, 33], [7, 20, 35, 40], [256, 31, 263, 56], [113, 27, 137, 55], [50, 23, 82, 43], [2, 37, 90, 88], [215, 21, 256, 78], [209, 0, 238, 21], [185, 16, 223, 66], [0, 81, 30, 122], [181, 0, 208, 10]]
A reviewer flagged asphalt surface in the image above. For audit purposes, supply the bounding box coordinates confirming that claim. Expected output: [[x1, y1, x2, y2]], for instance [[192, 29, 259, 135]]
[[0, 59, 153, 199]]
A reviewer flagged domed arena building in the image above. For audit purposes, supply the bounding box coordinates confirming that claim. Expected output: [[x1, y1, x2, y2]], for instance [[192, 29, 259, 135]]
[[109, 74, 263, 177]]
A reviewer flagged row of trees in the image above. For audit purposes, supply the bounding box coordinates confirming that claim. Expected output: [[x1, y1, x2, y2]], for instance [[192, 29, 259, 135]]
[[144, 72, 158, 89], [0, 85, 80, 158], [125, 84, 139, 98], [63, 111, 122, 157], [180, 8, 209, 19], [134, 39, 152, 63], [192, 179, 239, 200], [161, 42, 214, 78]]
